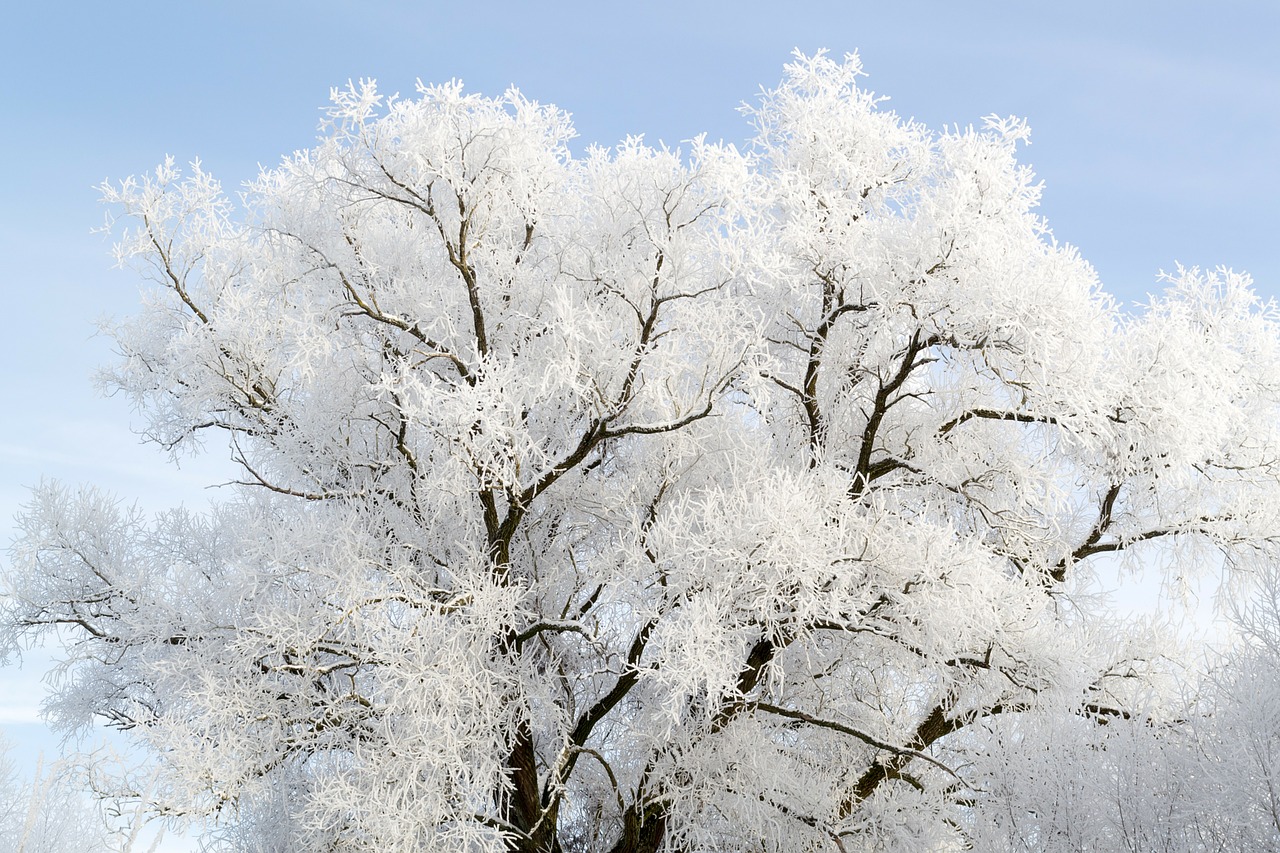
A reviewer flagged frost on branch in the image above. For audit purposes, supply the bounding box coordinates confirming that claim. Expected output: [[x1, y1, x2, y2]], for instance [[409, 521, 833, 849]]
[[4, 51, 1280, 851]]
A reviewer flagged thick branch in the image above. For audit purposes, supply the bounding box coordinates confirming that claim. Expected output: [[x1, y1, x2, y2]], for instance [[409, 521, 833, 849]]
[[851, 328, 928, 498], [754, 702, 959, 778], [938, 408, 1059, 436]]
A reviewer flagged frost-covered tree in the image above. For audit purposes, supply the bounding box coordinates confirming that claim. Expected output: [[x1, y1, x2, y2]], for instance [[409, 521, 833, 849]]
[[964, 569, 1280, 853], [1197, 566, 1280, 849], [4, 52, 1280, 851], [0, 740, 114, 853]]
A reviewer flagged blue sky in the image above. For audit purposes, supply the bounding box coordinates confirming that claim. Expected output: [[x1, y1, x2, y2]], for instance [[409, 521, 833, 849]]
[[1, 1, 1277, 847]]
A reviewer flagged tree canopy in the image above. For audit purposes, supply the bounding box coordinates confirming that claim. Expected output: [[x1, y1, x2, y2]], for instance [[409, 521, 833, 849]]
[[4, 52, 1280, 852]]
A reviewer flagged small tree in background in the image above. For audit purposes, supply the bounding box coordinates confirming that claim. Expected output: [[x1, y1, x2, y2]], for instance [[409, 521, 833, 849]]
[[0, 740, 115, 853], [5, 52, 1280, 851], [965, 566, 1280, 852]]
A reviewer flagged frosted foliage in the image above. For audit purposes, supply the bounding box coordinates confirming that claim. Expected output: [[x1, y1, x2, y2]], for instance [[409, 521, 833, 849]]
[[4, 52, 1280, 851], [0, 740, 113, 853], [966, 572, 1280, 853]]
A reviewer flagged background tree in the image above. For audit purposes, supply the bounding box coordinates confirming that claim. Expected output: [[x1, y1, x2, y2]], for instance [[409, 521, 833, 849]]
[[4, 52, 1280, 851], [0, 739, 116, 853], [964, 566, 1280, 853]]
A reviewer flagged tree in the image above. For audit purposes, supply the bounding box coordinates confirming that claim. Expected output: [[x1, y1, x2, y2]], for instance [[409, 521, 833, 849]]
[[4, 51, 1280, 851], [0, 739, 115, 853], [959, 570, 1280, 853]]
